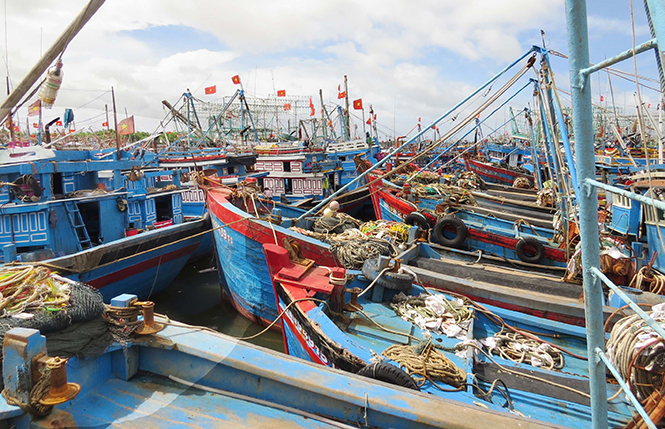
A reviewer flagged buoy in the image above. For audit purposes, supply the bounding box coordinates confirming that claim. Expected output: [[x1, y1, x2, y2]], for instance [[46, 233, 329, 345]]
[[38, 60, 64, 109], [329, 201, 340, 211]]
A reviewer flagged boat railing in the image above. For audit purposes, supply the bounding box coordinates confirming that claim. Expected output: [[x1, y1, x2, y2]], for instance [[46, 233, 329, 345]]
[[565, 0, 665, 427]]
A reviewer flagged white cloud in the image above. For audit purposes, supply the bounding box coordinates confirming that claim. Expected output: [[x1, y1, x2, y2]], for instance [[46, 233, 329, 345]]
[[2, 0, 656, 139]]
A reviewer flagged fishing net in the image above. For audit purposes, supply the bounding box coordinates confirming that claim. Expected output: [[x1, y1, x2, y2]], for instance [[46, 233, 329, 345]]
[[0, 267, 107, 389]]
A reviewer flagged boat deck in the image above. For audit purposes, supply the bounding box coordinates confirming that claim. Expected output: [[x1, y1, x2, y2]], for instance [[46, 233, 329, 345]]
[[39, 375, 342, 429]]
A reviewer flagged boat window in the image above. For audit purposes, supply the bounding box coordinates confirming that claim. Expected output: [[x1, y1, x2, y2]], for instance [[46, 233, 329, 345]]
[[283, 162, 291, 172], [284, 178, 293, 195], [228, 166, 235, 174]]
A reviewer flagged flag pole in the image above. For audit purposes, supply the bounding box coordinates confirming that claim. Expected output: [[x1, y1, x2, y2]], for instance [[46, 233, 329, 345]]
[[361, 107, 366, 138], [26, 118, 32, 144], [112, 86, 120, 158], [344, 75, 350, 140], [105, 104, 110, 130]]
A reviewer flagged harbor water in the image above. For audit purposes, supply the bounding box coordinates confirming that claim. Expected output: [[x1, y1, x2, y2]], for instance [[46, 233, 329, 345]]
[[150, 258, 285, 353]]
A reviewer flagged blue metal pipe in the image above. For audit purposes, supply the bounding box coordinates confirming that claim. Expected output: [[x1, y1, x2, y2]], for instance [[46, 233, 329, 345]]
[[580, 39, 657, 78], [417, 79, 534, 173], [595, 348, 657, 429], [297, 47, 538, 220], [591, 267, 665, 339], [586, 178, 665, 211], [645, 0, 665, 89], [564, 1, 609, 428]]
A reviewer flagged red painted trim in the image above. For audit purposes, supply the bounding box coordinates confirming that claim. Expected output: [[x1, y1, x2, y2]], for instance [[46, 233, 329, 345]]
[[87, 242, 200, 288], [208, 189, 338, 266], [279, 302, 327, 365]]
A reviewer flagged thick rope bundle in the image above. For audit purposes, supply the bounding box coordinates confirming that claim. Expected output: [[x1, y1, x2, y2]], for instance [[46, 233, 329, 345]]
[[454, 171, 485, 190], [630, 265, 665, 295], [607, 310, 665, 401], [382, 342, 467, 389], [513, 177, 532, 189]]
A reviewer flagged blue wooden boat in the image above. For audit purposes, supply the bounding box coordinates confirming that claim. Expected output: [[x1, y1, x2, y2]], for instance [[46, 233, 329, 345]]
[[369, 179, 568, 268], [0, 145, 212, 300], [263, 244, 637, 428], [0, 291, 556, 429]]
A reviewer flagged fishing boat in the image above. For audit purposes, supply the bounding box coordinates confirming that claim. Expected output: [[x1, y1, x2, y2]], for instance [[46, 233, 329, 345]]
[[263, 244, 637, 428], [0, 145, 216, 300], [0, 277, 555, 429]]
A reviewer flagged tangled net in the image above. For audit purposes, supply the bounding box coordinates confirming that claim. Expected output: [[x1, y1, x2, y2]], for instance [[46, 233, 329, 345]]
[[412, 183, 478, 207], [481, 331, 564, 370], [292, 218, 412, 269], [454, 171, 485, 190], [0, 266, 71, 317], [391, 292, 472, 339]]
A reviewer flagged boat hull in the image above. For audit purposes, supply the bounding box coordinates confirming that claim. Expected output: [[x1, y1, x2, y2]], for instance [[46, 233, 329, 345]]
[[208, 188, 337, 327], [464, 156, 534, 187], [47, 218, 209, 301]]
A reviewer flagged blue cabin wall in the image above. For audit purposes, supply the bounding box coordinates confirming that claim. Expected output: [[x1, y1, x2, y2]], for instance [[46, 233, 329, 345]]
[[99, 198, 127, 243]]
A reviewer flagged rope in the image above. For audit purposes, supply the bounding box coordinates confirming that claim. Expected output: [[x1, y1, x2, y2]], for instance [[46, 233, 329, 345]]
[[1, 364, 52, 416], [0, 266, 71, 316], [488, 331, 564, 371], [382, 341, 467, 390], [607, 310, 665, 401]]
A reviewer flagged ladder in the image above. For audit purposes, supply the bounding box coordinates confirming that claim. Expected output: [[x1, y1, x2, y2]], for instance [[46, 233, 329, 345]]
[[63, 201, 92, 251]]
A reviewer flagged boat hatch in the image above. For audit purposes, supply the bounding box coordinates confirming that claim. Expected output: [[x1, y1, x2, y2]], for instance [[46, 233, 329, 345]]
[[78, 202, 100, 244], [154, 194, 172, 222]]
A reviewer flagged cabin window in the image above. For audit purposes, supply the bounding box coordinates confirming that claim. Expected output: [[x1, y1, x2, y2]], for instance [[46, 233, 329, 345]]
[[154, 195, 172, 222], [283, 162, 291, 172], [284, 179, 293, 195], [228, 166, 236, 174]]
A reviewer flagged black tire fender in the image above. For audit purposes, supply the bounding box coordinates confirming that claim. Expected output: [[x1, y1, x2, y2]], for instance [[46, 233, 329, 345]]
[[433, 215, 468, 248], [361, 259, 413, 292], [404, 211, 430, 230], [357, 362, 420, 391], [515, 236, 545, 264]]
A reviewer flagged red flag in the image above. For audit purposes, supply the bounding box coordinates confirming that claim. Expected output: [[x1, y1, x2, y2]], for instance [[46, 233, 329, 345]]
[[27, 100, 41, 117], [648, 103, 652, 108], [102, 121, 109, 127], [231, 75, 241, 85], [374, 114, 377, 120], [32, 123, 39, 129], [205, 85, 216, 95], [600, 95, 604, 102], [13, 126, 19, 132], [68, 129, 75, 134], [55, 120, 63, 126], [366, 118, 371, 125], [277, 90, 286, 97], [117, 116, 135, 135], [353, 99, 363, 110], [309, 97, 315, 116], [338, 91, 346, 99], [283, 103, 291, 111], [418, 117, 421, 122]]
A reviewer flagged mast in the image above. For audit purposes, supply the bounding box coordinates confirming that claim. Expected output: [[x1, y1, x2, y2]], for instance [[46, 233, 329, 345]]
[[344, 75, 350, 140], [112, 86, 120, 158], [319, 89, 326, 139], [0, 0, 106, 122]]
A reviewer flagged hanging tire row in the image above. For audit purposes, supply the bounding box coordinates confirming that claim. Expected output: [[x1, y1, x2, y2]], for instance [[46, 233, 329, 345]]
[[404, 211, 545, 264]]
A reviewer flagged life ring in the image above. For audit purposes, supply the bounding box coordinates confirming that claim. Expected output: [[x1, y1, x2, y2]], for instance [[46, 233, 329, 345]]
[[433, 215, 468, 248], [361, 259, 414, 292], [404, 211, 430, 230], [357, 362, 420, 391], [515, 236, 545, 264]]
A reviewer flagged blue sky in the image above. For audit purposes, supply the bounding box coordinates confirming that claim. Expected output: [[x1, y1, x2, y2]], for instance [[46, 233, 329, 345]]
[[2, 0, 662, 139]]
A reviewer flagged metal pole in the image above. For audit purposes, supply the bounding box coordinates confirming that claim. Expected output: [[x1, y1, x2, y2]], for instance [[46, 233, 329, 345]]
[[527, 109, 543, 189], [112, 86, 120, 159], [565, 1, 608, 428], [297, 47, 536, 221]]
